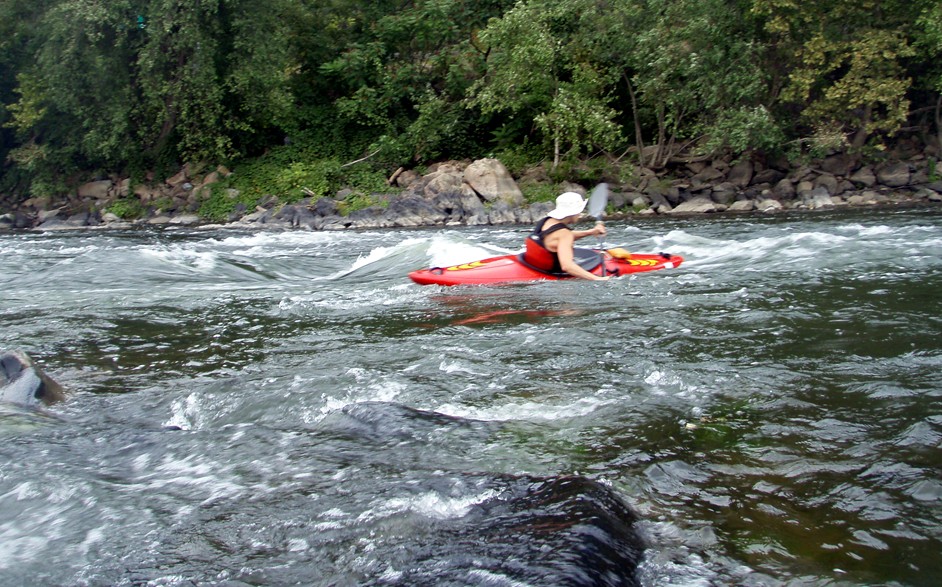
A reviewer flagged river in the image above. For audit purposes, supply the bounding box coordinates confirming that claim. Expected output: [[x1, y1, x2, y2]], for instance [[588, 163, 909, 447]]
[[1, 207, 940, 586]]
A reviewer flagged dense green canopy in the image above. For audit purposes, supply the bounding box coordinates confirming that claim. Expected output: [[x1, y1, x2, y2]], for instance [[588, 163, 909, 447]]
[[1, 0, 940, 199]]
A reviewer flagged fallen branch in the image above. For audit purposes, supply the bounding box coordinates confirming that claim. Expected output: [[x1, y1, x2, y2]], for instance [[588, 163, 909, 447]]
[[341, 148, 381, 169], [387, 166, 404, 186]]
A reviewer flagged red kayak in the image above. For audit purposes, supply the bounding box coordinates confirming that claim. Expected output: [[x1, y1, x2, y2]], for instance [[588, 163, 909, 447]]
[[409, 248, 683, 286]]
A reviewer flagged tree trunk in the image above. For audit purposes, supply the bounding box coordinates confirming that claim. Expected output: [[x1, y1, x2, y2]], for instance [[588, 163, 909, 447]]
[[553, 133, 560, 172], [851, 103, 873, 149], [624, 72, 645, 163], [655, 104, 666, 169], [936, 94, 942, 149]]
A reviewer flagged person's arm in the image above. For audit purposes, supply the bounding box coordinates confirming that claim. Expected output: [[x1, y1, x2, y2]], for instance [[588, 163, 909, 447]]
[[571, 221, 606, 241], [555, 230, 610, 281]]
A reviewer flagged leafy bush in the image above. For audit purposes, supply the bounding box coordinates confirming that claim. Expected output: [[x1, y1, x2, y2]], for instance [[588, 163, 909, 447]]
[[106, 197, 145, 219], [337, 192, 389, 216], [198, 185, 257, 223], [520, 182, 559, 204], [338, 165, 390, 194], [273, 159, 340, 203]]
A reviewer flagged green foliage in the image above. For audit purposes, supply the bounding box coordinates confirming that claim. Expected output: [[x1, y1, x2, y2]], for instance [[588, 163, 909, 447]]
[[337, 192, 388, 216], [106, 197, 145, 220], [317, 0, 506, 166], [273, 160, 340, 203], [753, 0, 934, 149], [520, 182, 559, 205], [470, 0, 622, 165], [699, 106, 787, 155], [339, 165, 391, 195], [197, 184, 257, 223], [0, 0, 940, 205], [491, 137, 545, 176]]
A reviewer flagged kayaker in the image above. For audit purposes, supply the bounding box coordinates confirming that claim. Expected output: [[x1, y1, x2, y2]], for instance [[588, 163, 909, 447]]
[[524, 191, 610, 281]]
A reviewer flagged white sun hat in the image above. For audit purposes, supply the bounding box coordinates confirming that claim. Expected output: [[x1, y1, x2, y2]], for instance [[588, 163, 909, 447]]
[[547, 191, 588, 219]]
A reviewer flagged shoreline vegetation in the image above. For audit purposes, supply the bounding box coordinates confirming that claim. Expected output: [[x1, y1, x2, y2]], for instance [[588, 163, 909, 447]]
[[2, 146, 940, 232], [2, 1, 941, 231]]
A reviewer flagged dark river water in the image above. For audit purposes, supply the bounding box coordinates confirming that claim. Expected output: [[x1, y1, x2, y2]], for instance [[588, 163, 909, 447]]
[[1, 207, 940, 586]]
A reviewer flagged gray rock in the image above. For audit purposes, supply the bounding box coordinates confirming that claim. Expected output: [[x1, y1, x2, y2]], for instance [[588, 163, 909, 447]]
[[168, 214, 201, 225], [529, 201, 553, 220], [671, 197, 718, 214], [313, 197, 338, 217], [813, 174, 839, 195], [752, 168, 785, 186], [396, 169, 419, 188], [692, 166, 724, 184], [772, 178, 795, 199], [756, 199, 784, 212], [727, 200, 755, 212], [820, 153, 855, 176], [77, 179, 113, 199], [849, 166, 877, 187], [423, 172, 465, 199], [877, 162, 911, 187], [710, 182, 738, 205], [463, 158, 524, 206], [385, 196, 447, 227], [796, 180, 815, 196], [727, 160, 753, 188], [487, 201, 518, 224], [806, 187, 835, 209]]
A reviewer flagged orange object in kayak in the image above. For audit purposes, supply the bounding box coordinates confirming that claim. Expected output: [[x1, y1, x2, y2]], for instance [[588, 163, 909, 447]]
[[408, 249, 683, 286]]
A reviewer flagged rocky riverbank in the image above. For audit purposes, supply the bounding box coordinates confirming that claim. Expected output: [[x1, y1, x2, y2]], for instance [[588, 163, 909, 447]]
[[2, 150, 941, 232]]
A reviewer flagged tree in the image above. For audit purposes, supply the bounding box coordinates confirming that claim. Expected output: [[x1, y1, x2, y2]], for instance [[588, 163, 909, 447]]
[[914, 2, 942, 147], [469, 0, 622, 170], [751, 0, 929, 152], [620, 0, 774, 166], [4, 0, 141, 193], [134, 0, 297, 164], [319, 0, 510, 165]]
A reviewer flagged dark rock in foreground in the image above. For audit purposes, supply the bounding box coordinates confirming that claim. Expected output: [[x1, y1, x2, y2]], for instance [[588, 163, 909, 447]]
[[0, 349, 65, 407]]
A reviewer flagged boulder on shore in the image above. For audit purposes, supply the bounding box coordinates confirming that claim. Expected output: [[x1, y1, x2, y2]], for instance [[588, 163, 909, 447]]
[[463, 158, 525, 206]]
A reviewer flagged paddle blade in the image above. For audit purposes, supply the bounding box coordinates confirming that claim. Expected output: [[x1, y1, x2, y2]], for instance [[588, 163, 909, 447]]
[[588, 183, 609, 219]]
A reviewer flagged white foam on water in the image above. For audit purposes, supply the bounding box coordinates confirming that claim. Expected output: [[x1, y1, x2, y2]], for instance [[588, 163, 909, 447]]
[[357, 488, 499, 523], [466, 568, 536, 587], [312, 236, 431, 280], [656, 228, 853, 271], [141, 245, 219, 272], [210, 230, 337, 250], [276, 283, 425, 313], [836, 223, 894, 237], [434, 392, 616, 423], [164, 392, 202, 430], [352, 238, 426, 270], [140, 454, 245, 506], [307, 370, 406, 423], [439, 358, 487, 376], [426, 235, 514, 268]]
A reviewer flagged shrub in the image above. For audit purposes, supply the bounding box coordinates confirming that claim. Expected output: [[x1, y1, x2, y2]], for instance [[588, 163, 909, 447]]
[[106, 197, 145, 219]]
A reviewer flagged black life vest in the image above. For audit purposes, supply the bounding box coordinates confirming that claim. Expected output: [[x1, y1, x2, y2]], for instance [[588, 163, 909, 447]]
[[523, 217, 570, 273]]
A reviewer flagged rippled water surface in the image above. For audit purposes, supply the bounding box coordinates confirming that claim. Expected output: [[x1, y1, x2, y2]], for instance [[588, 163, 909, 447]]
[[2, 208, 940, 586]]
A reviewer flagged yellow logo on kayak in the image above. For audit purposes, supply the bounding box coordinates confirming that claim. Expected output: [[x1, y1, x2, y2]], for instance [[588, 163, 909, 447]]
[[626, 259, 658, 266], [447, 261, 485, 271]]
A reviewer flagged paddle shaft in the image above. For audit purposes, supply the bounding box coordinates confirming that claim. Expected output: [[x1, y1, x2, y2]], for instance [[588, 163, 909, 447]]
[[587, 183, 609, 276]]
